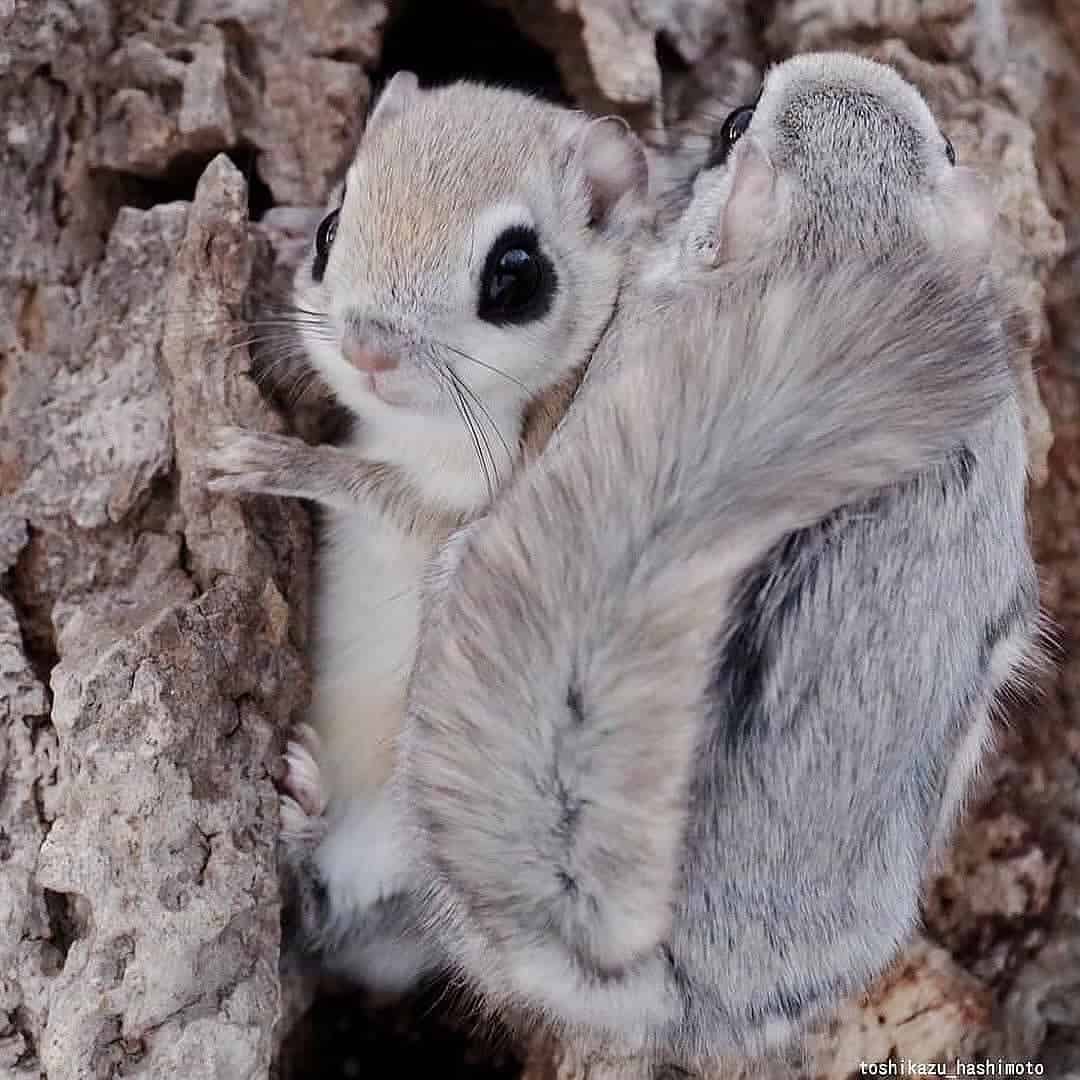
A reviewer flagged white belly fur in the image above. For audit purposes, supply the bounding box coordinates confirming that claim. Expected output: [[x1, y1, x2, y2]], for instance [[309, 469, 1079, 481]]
[[310, 504, 430, 802], [297, 424, 497, 989]]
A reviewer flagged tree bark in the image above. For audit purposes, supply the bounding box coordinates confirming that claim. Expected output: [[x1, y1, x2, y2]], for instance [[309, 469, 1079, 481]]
[[1, 0, 1077, 1076]]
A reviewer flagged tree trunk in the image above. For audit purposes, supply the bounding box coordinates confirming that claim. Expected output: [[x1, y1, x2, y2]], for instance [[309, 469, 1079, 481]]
[[1, 0, 1077, 1076]]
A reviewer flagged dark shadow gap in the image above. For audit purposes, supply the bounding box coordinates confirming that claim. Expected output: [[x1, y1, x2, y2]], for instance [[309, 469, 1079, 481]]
[[373, 0, 569, 104], [42, 889, 87, 973], [279, 982, 522, 1080], [655, 30, 691, 76], [103, 144, 275, 221], [8, 530, 60, 690]]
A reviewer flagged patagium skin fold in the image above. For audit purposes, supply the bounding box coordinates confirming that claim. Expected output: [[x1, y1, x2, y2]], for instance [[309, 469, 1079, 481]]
[[401, 52, 1042, 1065]]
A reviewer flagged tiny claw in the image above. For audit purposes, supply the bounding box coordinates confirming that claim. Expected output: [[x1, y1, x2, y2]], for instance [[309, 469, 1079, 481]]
[[277, 727, 329, 847]]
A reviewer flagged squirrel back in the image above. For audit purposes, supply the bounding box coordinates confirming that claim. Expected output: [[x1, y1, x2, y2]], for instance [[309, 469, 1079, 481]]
[[400, 53, 1040, 1064]]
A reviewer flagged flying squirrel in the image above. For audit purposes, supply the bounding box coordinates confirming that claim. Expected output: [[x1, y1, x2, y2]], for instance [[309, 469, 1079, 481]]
[[395, 52, 1044, 1067], [204, 71, 652, 989]]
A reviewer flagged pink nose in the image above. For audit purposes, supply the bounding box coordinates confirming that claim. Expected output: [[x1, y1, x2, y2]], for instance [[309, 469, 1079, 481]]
[[343, 341, 398, 372]]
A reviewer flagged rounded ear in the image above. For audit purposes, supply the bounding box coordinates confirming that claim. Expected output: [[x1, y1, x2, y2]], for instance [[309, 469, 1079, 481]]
[[708, 135, 777, 266], [367, 70, 421, 131], [568, 116, 649, 229], [936, 165, 996, 269]]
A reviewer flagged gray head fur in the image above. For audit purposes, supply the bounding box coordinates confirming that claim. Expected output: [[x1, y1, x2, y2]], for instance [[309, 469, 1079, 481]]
[[665, 51, 995, 276]]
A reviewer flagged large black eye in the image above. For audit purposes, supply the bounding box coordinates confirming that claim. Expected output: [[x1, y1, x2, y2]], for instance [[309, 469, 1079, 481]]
[[706, 105, 755, 169], [944, 135, 957, 166], [312, 209, 340, 283], [478, 226, 555, 326]]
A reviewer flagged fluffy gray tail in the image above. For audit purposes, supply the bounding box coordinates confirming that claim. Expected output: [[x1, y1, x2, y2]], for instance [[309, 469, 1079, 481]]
[[402, 254, 1014, 1027]]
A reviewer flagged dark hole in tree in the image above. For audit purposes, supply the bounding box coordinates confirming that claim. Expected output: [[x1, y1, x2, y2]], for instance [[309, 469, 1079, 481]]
[[654, 31, 691, 76], [279, 982, 523, 1080], [43, 889, 85, 972], [108, 145, 275, 221], [10, 534, 60, 687], [373, 0, 569, 104]]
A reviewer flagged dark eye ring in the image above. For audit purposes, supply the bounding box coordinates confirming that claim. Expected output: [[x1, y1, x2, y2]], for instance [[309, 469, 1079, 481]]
[[315, 209, 340, 261], [706, 104, 755, 169], [944, 135, 957, 166], [477, 227, 555, 326]]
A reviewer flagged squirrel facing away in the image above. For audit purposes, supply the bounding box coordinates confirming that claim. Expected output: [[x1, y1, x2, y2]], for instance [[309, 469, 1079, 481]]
[[398, 52, 1043, 1067], [203, 72, 651, 989]]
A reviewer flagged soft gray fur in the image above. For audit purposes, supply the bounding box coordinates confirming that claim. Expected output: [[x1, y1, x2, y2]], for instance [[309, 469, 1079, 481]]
[[399, 52, 1041, 1066]]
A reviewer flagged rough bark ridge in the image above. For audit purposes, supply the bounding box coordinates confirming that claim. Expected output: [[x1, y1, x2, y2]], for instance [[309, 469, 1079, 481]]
[[0, 0, 1076, 1077]]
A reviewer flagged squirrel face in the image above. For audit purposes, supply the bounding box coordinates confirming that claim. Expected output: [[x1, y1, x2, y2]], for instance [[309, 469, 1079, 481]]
[[293, 75, 648, 457]]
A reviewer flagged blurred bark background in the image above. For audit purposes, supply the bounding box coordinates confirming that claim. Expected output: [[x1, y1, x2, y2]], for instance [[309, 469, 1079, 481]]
[[1, 0, 1078, 1076]]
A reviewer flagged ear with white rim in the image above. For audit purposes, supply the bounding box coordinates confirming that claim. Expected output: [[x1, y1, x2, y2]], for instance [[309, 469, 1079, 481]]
[[568, 115, 649, 229], [367, 70, 421, 131]]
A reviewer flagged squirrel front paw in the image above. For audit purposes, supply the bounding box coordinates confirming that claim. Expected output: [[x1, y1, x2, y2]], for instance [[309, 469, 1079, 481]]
[[202, 425, 306, 497]]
